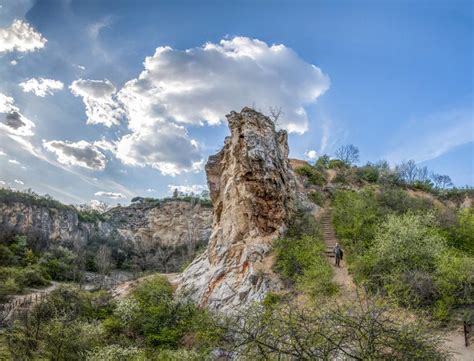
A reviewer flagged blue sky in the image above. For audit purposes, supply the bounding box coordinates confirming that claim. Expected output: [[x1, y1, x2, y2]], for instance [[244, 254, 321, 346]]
[[0, 0, 472, 205]]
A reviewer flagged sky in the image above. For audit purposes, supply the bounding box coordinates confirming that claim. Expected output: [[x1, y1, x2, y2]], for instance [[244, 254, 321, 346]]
[[0, 0, 472, 206]]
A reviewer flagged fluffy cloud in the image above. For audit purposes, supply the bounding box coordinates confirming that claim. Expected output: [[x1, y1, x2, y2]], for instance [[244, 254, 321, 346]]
[[43, 140, 107, 170], [305, 149, 318, 160], [94, 191, 126, 199], [115, 122, 202, 176], [0, 20, 47, 53], [20, 78, 64, 97], [8, 159, 20, 165], [14, 179, 24, 185], [168, 184, 207, 195], [70, 79, 123, 127], [118, 37, 329, 134], [0, 93, 35, 136]]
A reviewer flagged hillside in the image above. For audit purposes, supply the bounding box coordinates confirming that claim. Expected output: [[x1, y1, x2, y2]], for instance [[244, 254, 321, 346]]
[[0, 108, 472, 360]]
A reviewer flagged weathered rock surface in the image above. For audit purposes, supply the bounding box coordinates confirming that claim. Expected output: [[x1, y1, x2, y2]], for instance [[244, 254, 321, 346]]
[[0, 200, 212, 271], [177, 107, 297, 312]]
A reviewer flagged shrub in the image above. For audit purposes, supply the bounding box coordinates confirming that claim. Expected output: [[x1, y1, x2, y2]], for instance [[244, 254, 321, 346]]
[[274, 213, 336, 298], [86, 345, 146, 361], [328, 159, 347, 169], [295, 165, 326, 186], [308, 191, 324, 207], [356, 164, 379, 183]]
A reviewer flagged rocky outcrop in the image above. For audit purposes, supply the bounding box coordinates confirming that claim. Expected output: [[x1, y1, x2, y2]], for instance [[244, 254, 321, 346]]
[[177, 107, 297, 312]]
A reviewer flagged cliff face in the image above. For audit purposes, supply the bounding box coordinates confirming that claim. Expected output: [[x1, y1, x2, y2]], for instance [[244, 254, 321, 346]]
[[178, 108, 297, 312], [0, 200, 212, 270]]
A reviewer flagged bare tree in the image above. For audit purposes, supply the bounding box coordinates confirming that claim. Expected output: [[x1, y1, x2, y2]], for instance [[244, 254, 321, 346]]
[[95, 245, 113, 288], [335, 144, 360, 165], [397, 160, 418, 183], [416, 166, 430, 182], [268, 106, 283, 127], [223, 296, 450, 360]]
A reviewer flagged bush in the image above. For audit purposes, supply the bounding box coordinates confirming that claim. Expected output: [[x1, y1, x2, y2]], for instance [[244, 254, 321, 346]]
[[356, 164, 379, 183], [308, 191, 324, 207], [328, 159, 347, 169], [295, 165, 326, 186], [224, 298, 450, 360], [86, 345, 146, 361], [274, 212, 336, 298], [351, 212, 474, 318]]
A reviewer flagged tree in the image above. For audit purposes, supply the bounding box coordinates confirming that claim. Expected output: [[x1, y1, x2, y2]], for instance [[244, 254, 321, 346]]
[[223, 297, 450, 360], [95, 245, 113, 288], [397, 160, 418, 183], [335, 144, 360, 165], [315, 155, 330, 169], [432, 173, 453, 189], [172, 188, 179, 199], [268, 106, 283, 127]]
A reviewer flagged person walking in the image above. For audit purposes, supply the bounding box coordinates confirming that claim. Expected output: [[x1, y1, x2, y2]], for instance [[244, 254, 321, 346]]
[[333, 243, 343, 267]]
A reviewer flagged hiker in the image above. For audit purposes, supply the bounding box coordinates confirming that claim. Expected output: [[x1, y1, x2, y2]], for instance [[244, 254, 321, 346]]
[[333, 243, 343, 267]]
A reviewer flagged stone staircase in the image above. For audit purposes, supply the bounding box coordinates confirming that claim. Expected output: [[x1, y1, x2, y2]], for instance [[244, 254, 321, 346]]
[[321, 209, 337, 258]]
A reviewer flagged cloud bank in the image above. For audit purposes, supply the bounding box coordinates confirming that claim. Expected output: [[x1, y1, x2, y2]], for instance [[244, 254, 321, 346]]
[[20, 78, 64, 97], [70, 79, 123, 127], [0, 93, 35, 136], [43, 140, 107, 170], [0, 20, 47, 53]]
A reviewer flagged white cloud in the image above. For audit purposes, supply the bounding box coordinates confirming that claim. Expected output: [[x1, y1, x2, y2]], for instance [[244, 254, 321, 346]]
[[305, 150, 318, 160], [0, 20, 47, 53], [167, 184, 207, 195], [19, 77, 64, 97], [115, 122, 202, 176], [77, 65, 86, 70], [43, 140, 107, 170], [146, 188, 156, 192], [0, 150, 6, 156], [0, 181, 6, 186], [14, 179, 24, 185], [70, 79, 123, 127], [118, 37, 329, 134], [0, 92, 35, 136], [8, 159, 20, 165], [94, 191, 126, 199], [10, 60, 18, 66], [108, 37, 328, 176]]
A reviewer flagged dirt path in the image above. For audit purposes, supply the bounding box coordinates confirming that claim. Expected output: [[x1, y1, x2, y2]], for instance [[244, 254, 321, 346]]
[[318, 205, 473, 360], [319, 207, 356, 297], [1, 281, 60, 323]]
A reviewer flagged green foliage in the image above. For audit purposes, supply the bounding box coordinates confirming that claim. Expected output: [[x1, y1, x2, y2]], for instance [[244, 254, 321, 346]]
[[78, 209, 106, 223], [225, 298, 450, 360], [356, 164, 380, 183], [352, 212, 473, 318], [0, 188, 73, 211], [103, 275, 221, 352], [442, 208, 474, 254], [332, 189, 382, 254], [328, 159, 347, 169], [315, 154, 330, 169], [308, 191, 324, 207], [274, 212, 336, 298], [295, 164, 326, 186]]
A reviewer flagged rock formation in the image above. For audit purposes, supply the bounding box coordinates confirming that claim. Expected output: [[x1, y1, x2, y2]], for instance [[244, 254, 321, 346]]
[[0, 200, 212, 271], [177, 107, 297, 312]]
